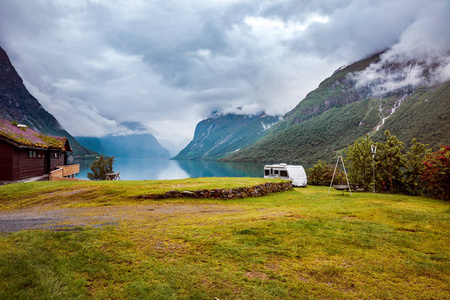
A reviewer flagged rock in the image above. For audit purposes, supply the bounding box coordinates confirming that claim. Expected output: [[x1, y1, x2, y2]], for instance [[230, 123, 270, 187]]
[[140, 182, 294, 200]]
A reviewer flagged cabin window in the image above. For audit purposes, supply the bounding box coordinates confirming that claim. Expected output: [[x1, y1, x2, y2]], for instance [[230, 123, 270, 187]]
[[52, 152, 60, 159], [265, 169, 270, 176], [28, 150, 36, 158], [280, 170, 288, 177]]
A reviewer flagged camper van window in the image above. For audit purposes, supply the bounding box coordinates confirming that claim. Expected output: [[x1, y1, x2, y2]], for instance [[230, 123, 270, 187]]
[[280, 170, 288, 177], [274, 170, 279, 175], [265, 169, 270, 176]]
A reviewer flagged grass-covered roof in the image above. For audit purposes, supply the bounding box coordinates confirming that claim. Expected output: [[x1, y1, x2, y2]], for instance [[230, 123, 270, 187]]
[[0, 118, 69, 150]]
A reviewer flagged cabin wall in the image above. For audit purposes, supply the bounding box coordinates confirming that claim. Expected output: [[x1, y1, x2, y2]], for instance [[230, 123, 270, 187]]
[[49, 151, 66, 170], [14, 148, 46, 180], [0, 140, 14, 181]]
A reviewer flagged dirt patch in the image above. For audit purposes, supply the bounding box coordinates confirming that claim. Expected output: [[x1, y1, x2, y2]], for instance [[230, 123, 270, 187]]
[[0, 203, 243, 233], [245, 271, 268, 280], [41, 188, 90, 198]]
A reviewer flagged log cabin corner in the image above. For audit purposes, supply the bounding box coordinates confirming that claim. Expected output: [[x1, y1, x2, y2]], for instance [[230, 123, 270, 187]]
[[0, 118, 80, 183]]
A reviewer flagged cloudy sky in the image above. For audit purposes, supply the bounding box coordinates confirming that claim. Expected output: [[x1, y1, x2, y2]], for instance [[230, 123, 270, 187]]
[[0, 0, 448, 154]]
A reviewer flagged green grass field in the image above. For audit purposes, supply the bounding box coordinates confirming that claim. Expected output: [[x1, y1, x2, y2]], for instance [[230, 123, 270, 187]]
[[0, 179, 449, 299]]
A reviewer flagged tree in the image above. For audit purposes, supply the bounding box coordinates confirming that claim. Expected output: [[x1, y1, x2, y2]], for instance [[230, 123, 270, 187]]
[[421, 145, 450, 201], [87, 155, 115, 180], [345, 135, 373, 189], [402, 138, 431, 195], [376, 131, 404, 192]]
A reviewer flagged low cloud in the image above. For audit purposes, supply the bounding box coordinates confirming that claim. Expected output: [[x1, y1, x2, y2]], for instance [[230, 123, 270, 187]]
[[353, 0, 450, 96]]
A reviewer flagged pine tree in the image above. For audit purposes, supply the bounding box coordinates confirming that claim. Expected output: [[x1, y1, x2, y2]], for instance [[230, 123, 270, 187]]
[[345, 135, 373, 189], [403, 138, 431, 195], [376, 131, 404, 192]]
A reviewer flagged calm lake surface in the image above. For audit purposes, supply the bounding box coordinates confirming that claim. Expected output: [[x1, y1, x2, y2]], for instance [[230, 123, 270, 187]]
[[72, 158, 268, 180]]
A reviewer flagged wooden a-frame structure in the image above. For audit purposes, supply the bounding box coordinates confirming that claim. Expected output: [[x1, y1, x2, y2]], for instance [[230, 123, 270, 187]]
[[328, 155, 352, 196]]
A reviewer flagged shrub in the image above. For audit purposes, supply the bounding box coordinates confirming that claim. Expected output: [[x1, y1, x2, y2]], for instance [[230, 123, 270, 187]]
[[421, 145, 450, 201], [308, 160, 345, 186]]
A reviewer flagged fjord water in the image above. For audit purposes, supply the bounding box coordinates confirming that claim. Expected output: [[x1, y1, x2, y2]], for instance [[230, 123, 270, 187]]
[[73, 158, 267, 180]]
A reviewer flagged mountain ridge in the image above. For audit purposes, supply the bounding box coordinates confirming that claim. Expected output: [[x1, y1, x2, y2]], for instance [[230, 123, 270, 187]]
[[173, 112, 280, 161]]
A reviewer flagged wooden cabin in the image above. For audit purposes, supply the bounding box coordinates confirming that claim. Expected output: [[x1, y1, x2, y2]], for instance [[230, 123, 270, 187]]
[[0, 119, 79, 182]]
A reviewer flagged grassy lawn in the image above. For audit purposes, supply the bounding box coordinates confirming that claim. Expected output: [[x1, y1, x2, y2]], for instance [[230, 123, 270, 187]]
[[0, 179, 449, 299], [0, 177, 281, 210]]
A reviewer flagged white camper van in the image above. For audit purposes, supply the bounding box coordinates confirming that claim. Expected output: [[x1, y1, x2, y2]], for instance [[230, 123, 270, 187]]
[[264, 163, 308, 187]]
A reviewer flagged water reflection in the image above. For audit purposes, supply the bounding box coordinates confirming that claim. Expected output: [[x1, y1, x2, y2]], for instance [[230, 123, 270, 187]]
[[175, 160, 266, 178], [72, 158, 266, 180]]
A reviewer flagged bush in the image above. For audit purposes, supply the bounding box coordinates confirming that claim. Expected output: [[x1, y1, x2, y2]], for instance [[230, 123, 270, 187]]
[[421, 145, 450, 201], [308, 160, 345, 186]]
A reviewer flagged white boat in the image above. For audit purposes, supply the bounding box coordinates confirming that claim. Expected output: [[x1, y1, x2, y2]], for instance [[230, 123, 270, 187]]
[[264, 163, 307, 187]]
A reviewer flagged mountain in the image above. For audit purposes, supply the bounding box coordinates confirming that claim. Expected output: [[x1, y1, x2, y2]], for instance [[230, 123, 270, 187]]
[[74, 137, 105, 155], [173, 112, 280, 161], [0, 46, 96, 157], [76, 134, 170, 159], [222, 52, 450, 164]]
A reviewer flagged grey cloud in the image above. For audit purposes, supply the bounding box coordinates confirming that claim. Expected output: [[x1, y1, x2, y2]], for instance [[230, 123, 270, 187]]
[[0, 0, 447, 154], [288, 0, 424, 60]]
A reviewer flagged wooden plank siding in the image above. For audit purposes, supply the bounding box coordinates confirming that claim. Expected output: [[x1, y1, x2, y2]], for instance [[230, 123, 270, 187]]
[[15, 148, 46, 180], [56, 164, 79, 177], [0, 141, 13, 181], [49, 164, 81, 181]]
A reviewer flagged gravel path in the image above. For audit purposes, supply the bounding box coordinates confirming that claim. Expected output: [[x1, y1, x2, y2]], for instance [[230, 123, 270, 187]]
[[0, 203, 243, 233]]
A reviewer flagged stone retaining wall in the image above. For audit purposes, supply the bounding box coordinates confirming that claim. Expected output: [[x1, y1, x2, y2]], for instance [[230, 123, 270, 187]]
[[138, 181, 293, 200]]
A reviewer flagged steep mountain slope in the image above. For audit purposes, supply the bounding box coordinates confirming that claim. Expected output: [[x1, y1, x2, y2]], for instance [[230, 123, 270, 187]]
[[0, 46, 96, 157], [74, 137, 106, 155], [173, 112, 280, 160], [222, 52, 450, 164], [76, 134, 170, 159]]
